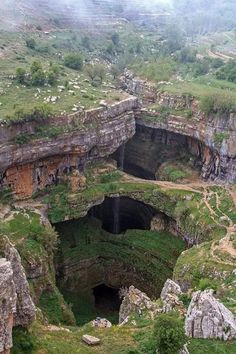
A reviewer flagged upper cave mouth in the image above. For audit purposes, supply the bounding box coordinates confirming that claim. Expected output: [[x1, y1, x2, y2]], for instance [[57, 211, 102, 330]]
[[88, 196, 156, 234], [113, 124, 203, 181]]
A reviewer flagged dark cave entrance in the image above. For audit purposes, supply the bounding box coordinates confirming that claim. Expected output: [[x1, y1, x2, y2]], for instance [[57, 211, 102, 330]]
[[54, 197, 186, 326], [113, 124, 203, 181], [89, 196, 156, 234], [93, 284, 121, 314]]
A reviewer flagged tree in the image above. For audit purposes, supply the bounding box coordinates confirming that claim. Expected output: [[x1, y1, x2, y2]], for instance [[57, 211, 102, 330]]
[[16, 68, 27, 84], [111, 32, 120, 46], [95, 64, 106, 83], [110, 65, 120, 80], [154, 313, 186, 354], [26, 38, 36, 49], [64, 53, 83, 70]]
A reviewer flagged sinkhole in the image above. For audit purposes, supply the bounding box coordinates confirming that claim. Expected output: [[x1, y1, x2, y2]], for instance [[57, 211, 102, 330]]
[[113, 124, 203, 181], [53, 197, 186, 325]]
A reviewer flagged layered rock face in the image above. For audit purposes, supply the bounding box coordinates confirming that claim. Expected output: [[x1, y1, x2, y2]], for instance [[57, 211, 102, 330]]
[[0, 98, 138, 198], [136, 93, 236, 182], [0, 245, 35, 354], [185, 289, 236, 340]]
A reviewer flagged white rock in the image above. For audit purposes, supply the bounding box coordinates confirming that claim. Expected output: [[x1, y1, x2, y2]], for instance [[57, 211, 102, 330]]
[[185, 289, 236, 340], [82, 334, 100, 346]]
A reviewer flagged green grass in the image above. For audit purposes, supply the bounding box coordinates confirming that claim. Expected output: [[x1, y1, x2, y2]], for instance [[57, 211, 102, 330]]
[[159, 75, 236, 100]]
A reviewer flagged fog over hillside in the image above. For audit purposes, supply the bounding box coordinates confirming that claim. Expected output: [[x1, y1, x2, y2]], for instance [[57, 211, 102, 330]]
[[0, 0, 236, 34]]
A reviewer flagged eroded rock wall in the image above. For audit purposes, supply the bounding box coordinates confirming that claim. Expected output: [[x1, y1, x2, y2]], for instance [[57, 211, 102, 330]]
[[0, 98, 138, 198], [0, 244, 36, 354]]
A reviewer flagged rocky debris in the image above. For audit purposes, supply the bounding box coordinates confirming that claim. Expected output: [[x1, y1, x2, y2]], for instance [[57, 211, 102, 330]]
[[82, 334, 101, 346], [161, 279, 182, 300], [161, 279, 185, 314], [119, 285, 158, 324], [0, 259, 16, 354], [92, 317, 112, 328], [118, 69, 157, 103], [150, 214, 166, 232], [185, 289, 236, 340], [47, 325, 71, 333], [5, 244, 36, 327]]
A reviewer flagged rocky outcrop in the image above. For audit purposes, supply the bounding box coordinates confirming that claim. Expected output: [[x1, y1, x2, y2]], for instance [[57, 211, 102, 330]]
[[185, 289, 236, 340], [0, 259, 16, 354], [119, 285, 158, 324], [160, 279, 185, 314], [5, 244, 36, 327], [0, 97, 138, 198], [0, 245, 35, 354], [118, 70, 157, 103]]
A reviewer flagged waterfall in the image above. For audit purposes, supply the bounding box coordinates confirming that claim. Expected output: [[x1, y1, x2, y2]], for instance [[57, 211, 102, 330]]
[[113, 198, 120, 234], [118, 144, 125, 171]]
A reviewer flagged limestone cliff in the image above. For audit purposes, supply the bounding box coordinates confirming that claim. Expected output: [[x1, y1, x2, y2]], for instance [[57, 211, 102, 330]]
[[137, 94, 236, 183], [0, 97, 138, 198]]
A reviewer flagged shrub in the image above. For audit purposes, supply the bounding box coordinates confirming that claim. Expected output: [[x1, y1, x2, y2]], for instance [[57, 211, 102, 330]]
[[26, 38, 36, 49], [214, 132, 229, 144], [31, 61, 43, 74], [200, 94, 235, 115], [12, 327, 36, 354], [198, 278, 217, 291], [216, 59, 236, 83], [64, 53, 83, 70], [111, 32, 120, 46], [154, 313, 186, 354], [82, 36, 91, 50], [16, 68, 27, 84], [48, 70, 57, 85], [31, 69, 46, 86]]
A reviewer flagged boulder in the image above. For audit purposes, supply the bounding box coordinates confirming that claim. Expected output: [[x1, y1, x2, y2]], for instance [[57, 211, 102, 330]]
[[161, 279, 182, 301], [82, 334, 101, 346], [160, 279, 185, 314], [119, 285, 158, 324], [185, 289, 236, 340]]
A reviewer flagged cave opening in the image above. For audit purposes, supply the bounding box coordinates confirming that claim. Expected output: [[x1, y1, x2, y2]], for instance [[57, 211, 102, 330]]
[[54, 197, 186, 326], [113, 124, 203, 181], [89, 196, 156, 234], [93, 284, 121, 314]]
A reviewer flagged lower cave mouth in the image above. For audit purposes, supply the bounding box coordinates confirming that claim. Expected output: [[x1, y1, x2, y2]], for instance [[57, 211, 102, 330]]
[[93, 284, 121, 314]]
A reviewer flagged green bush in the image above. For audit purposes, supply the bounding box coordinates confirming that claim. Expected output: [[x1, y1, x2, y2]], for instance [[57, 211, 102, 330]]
[[216, 60, 236, 83], [12, 327, 36, 354], [16, 68, 27, 84], [200, 94, 235, 115], [64, 53, 83, 70], [31, 69, 46, 86], [154, 313, 186, 354]]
